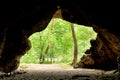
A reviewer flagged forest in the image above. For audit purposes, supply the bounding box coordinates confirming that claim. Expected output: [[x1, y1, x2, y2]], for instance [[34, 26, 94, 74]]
[[20, 18, 97, 65]]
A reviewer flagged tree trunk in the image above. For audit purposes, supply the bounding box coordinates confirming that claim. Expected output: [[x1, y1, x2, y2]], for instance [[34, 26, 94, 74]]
[[39, 35, 45, 64], [71, 23, 78, 65]]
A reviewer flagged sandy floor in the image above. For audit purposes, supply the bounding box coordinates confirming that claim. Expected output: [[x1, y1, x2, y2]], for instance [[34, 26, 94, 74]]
[[0, 64, 119, 80]]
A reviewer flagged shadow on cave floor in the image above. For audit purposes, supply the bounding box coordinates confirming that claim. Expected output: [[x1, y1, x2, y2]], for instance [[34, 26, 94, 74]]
[[0, 64, 119, 80]]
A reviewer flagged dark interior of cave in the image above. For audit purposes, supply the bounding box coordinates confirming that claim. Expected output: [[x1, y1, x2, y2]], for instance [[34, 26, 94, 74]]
[[0, 0, 120, 79]]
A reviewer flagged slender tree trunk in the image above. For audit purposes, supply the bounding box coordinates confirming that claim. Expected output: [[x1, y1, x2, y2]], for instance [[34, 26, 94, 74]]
[[39, 8, 62, 64], [39, 44, 49, 64], [45, 45, 50, 54], [71, 23, 78, 65], [44, 44, 50, 62], [48, 19, 55, 63], [39, 35, 45, 64]]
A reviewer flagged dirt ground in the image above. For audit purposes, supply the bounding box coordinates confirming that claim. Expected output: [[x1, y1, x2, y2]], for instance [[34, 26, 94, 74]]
[[0, 64, 119, 80]]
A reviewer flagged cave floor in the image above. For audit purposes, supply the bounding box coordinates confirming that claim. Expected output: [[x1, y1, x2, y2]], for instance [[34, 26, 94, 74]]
[[0, 64, 119, 80]]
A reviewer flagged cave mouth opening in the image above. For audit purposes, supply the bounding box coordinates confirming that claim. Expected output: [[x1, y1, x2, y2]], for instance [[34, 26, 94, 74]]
[[20, 18, 97, 71]]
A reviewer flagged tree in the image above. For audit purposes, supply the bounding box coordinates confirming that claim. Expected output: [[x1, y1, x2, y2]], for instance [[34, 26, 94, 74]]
[[71, 23, 78, 65]]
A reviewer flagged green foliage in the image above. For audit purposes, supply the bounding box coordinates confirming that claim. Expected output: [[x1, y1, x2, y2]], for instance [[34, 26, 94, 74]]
[[20, 19, 97, 64]]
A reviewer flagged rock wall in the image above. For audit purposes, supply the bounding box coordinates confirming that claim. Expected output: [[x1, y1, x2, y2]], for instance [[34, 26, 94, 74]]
[[74, 26, 120, 70], [0, 0, 57, 73]]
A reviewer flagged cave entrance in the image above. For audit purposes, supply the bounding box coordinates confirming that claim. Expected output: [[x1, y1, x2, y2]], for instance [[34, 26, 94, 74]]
[[15, 9, 119, 80], [19, 7, 97, 69], [20, 17, 97, 68], [18, 18, 99, 79]]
